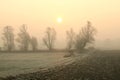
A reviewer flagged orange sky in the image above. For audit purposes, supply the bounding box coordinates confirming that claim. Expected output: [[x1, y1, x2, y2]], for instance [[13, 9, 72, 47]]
[[0, 0, 120, 49]]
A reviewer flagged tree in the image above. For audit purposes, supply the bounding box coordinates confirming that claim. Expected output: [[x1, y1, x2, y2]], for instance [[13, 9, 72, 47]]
[[75, 21, 96, 52], [16, 24, 30, 51], [30, 36, 38, 51], [66, 28, 75, 50], [2, 26, 15, 51], [43, 27, 56, 50]]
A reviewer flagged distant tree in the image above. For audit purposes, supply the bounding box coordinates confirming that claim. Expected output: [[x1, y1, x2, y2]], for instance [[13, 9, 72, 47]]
[[66, 28, 75, 50], [16, 24, 30, 51], [30, 36, 38, 51], [75, 21, 96, 52], [2, 26, 15, 51], [43, 27, 56, 50]]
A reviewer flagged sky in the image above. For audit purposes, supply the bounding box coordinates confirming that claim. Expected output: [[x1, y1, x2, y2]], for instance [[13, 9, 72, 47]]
[[0, 0, 120, 49]]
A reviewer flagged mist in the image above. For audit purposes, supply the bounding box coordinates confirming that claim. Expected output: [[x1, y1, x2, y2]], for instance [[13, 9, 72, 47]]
[[0, 0, 120, 50]]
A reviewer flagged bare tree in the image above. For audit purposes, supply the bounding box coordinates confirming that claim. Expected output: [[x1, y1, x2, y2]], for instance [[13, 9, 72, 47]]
[[43, 27, 56, 50], [16, 24, 30, 51], [66, 28, 75, 50], [2, 26, 15, 51], [75, 21, 96, 52], [30, 36, 38, 51]]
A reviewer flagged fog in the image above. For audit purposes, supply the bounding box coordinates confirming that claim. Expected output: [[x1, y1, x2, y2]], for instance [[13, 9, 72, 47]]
[[0, 0, 120, 49]]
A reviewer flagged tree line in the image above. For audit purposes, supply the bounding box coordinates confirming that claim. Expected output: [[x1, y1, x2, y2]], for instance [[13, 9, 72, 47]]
[[1, 21, 96, 52]]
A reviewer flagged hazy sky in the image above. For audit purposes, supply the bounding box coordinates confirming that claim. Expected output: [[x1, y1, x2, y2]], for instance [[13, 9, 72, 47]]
[[0, 0, 120, 49]]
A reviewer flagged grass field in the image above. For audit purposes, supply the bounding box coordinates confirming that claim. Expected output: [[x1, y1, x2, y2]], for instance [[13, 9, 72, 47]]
[[0, 52, 77, 77], [1, 50, 120, 80]]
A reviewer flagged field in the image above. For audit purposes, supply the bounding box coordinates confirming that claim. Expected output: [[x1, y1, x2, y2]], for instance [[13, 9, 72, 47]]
[[0, 52, 75, 77], [0, 52, 87, 78], [1, 50, 120, 80]]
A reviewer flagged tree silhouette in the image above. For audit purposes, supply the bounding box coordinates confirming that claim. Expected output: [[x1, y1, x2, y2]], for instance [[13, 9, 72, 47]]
[[2, 26, 15, 51], [75, 21, 96, 52], [16, 24, 30, 51], [43, 27, 56, 51], [30, 36, 38, 51], [66, 28, 75, 50]]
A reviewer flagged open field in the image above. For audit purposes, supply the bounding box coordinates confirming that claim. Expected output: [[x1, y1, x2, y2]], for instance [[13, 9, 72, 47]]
[[0, 52, 76, 77], [0, 51, 88, 78], [1, 50, 120, 80], [0, 51, 120, 80]]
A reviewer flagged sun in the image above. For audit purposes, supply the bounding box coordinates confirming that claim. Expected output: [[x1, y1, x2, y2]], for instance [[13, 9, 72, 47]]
[[57, 17, 62, 23]]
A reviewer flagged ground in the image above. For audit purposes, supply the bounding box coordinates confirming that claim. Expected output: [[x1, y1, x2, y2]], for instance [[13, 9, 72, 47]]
[[1, 50, 120, 80], [0, 52, 62, 77], [0, 52, 81, 77]]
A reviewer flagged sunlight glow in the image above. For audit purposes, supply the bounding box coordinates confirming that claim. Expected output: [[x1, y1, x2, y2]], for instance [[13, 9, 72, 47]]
[[57, 17, 62, 23]]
